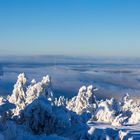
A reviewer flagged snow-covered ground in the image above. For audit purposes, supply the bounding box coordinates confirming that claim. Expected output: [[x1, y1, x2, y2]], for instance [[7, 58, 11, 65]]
[[0, 73, 140, 139], [88, 122, 140, 140]]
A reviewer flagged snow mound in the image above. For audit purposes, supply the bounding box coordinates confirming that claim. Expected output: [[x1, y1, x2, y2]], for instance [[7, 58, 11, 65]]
[[23, 96, 71, 135], [23, 96, 89, 139]]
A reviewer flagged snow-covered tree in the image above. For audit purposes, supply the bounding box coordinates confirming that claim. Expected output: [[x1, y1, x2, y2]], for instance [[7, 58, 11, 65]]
[[23, 96, 89, 139], [0, 97, 15, 131], [2, 72, 140, 139], [54, 96, 68, 107], [67, 85, 97, 114], [26, 75, 54, 105], [93, 99, 116, 123], [112, 94, 140, 126], [8, 73, 54, 117], [8, 73, 27, 116]]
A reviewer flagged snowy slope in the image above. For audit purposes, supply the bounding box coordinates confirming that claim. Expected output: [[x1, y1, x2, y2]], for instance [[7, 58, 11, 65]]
[[0, 73, 140, 140]]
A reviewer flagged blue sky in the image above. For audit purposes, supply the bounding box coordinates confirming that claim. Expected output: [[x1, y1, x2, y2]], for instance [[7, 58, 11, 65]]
[[0, 0, 140, 57]]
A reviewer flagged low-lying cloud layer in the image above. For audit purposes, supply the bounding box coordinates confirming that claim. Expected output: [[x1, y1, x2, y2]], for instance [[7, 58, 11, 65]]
[[0, 56, 140, 99]]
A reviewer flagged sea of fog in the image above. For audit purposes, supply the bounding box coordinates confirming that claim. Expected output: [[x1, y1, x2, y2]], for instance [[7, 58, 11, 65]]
[[0, 55, 140, 100]]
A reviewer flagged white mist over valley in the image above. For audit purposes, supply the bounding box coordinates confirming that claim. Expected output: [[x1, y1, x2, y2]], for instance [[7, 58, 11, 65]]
[[0, 56, 140, 139]]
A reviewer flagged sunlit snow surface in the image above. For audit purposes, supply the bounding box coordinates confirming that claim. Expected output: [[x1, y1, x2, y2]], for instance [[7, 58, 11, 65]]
[[88, 122, 140, 140], [0, 68, 140, 139], [1, 56, 140, 100]]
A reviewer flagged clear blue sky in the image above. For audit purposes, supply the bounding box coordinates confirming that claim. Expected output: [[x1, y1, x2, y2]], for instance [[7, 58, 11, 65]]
[[0, 0, 140, 57]]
